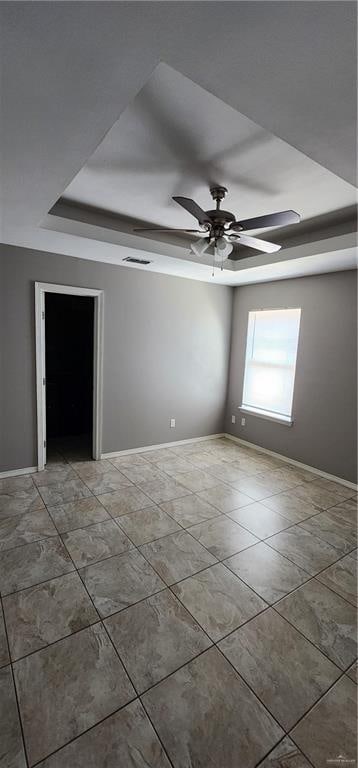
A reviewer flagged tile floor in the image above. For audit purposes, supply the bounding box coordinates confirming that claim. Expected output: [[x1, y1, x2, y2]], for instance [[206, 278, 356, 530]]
[[0, 437, 357, 767]]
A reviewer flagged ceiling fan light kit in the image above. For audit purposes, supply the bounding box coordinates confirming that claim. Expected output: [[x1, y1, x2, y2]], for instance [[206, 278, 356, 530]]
[[134, 186, 301, 274]]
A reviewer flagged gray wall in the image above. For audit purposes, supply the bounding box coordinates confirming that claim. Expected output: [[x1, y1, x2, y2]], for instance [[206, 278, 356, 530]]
[[0, 245, 232, 472], [225, 271, 357, 483]]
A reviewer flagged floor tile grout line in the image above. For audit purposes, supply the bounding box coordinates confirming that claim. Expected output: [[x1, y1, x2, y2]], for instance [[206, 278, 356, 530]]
[[28, 694, 141, 768], [4, 495, 354, 560], [286, 665, 350, 738], [138, 697, 176, 768], [20, 497, 177, 768], [217, 639, 350, 742], [1, 498, 355, 620], [252, 736, 315, 768], [2, 495, 354, 607], [0, 592, 30, 768], [3, 488, 354, 570], [2, 449, 356, 763], [269, 604, 349, 675]]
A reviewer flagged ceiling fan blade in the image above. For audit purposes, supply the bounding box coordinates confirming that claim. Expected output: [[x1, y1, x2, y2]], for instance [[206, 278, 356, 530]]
[[133, 227, 204, 233], [173, 196, 211, 225], [231, 210, 301, 231], [230, 233, 281, 253]]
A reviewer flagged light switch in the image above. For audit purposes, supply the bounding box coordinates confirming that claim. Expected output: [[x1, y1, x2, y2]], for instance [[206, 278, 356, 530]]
[[170, 418, 176, 428]]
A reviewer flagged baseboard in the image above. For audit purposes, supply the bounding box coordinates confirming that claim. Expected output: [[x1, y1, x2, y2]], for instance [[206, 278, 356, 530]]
[[225, 433, 358, 491], [101, 433, 225, 459], [0, 466, 37, 479]]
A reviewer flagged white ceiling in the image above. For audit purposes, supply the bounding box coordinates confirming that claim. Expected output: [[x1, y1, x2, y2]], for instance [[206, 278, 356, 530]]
[[62, 63, 355, 226], [1, 2, 357, 285]]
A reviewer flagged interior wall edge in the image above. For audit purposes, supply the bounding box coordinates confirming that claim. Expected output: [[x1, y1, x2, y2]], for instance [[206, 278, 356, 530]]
[[225, 433, 358, 491]]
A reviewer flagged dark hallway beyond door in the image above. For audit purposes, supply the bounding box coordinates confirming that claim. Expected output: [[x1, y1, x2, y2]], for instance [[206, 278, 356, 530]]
[[45, 293, 94, 462]]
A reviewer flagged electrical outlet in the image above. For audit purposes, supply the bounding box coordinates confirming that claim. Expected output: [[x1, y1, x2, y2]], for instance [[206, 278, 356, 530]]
[[241, 417, 246, 426], [231, 414, 236, 424], [170, 418, 176, 428]]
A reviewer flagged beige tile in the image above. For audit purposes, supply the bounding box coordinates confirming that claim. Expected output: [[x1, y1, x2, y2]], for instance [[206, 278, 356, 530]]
[[118, 465, 167, 484], [0, 507, 57, 551], [0, 485, 45, 519], [0, 665, 26, 767], [207, 461, 249, 484], [3, 572, 98, 660], [152, 457, 194, 475], [261, 492, 321, 524], [97, 486, 152, 517], [257, 736, 312, 767], [291, 676, 357, 767], [36, 700, 171, 767], [311, 477, 355, 499], [324, 498, 357, 524], [47, 496, 110, 533], [0, 475, 35, 493], [142, 647, 284, 768], [228, 502, 293, 539], [328, 496, 357, 525], [317, 554, 357, 606], [172, 469, 219, 493], [79, 469, 132, 495], [139, 477, 189, 504], [62, 518, 133, 567], [116, 505, 181, 545], [299, 509, 357, 555], [230, 474, 291, 501], [197, 483, 254, 513], [188, 516, 258, 559], [276, 578, 357, 669], [109, 454, 150, 468], [32, 466, 78, 486], [346, 660, 357, 684], [161, 494, 221, 527], [172, 562, 266, 641], [140, 530, 217, 585], [37, 478, 92, 506], [140, 448, 178, 463], [80, 549, 165, 617], [105, 589, 211, 692], [0, 603, 10, 667], [14, 623, 135, 765], [219, 608, 340, 730], [291, 483, 347, 511], [0, 537, 74, 595], [70, 459, 114, 476], [186, 451, 226, 469], [266, 526, 342, 575], [224, 541, 309, 604]]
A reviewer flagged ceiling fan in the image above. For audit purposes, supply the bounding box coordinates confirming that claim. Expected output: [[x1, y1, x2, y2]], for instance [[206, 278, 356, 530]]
[[134, 186, 301, 263]]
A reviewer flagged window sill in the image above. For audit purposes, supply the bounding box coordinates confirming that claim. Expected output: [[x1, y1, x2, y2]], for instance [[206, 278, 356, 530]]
[[239, 406, 293, 426]]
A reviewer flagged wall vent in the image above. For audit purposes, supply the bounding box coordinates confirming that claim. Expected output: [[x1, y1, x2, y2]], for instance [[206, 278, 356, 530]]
[[123, 256, 152, 265]]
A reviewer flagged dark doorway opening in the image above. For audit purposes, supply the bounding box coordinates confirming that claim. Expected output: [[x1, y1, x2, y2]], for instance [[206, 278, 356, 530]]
[[45, 293, 95, 463]]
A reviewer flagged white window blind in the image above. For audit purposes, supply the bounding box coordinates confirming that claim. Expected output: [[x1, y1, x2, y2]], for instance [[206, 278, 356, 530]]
[[241, 308, 301, 422]]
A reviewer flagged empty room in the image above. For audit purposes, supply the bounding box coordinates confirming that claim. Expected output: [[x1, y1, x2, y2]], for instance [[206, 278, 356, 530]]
[[0, 2, 357, 767]]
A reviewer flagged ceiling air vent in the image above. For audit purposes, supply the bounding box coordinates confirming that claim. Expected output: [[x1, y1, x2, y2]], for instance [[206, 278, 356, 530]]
[[123, 257, 152, 265]]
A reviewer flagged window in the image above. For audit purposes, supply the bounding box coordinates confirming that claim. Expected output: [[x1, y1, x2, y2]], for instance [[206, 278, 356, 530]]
[[241, 308, 301, 424]]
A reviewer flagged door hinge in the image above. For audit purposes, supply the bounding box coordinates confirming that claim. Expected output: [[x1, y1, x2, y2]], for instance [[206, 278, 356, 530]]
[[42, 310, 45, 320], [43, 377, 46, 386], [44, 440, 46, 448]]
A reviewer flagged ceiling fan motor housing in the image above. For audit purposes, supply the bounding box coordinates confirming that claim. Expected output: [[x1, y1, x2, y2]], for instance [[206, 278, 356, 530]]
[[207, 186, 238, 237]]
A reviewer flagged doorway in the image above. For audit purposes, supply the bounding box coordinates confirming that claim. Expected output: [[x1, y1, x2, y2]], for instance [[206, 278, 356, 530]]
[[35, 283, 104, 470]]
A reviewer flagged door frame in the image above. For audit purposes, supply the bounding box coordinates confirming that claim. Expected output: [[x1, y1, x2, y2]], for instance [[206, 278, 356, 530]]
[[35, 282, 104, 471]]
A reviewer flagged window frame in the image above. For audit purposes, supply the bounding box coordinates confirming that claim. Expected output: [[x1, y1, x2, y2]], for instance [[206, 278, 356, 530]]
[[240, 307, 301, 426]]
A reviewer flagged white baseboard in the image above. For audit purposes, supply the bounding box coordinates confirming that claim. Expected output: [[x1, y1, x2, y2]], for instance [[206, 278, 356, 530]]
[[101, 433, 225, 459], [0, 466, 37, 479], [224, 433, 358, 491]]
